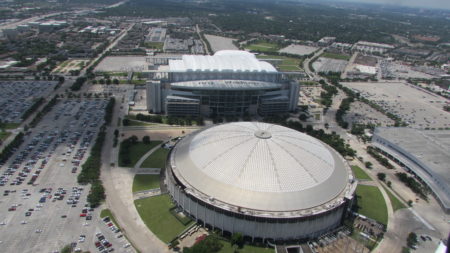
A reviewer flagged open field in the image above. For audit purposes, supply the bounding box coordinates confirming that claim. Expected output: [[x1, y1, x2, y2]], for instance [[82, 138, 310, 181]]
[[341, 82, 450, 129], [140, 147, 169, 169], [320, 52, 351, 60], [134, 194, 193, 243], [95, 56, 148, 72], [245, 41, 281, 53], [132, 174, 160, 193], [351, 165, 372, 181], [52, 59, 88, 74], [119, 141, 162, 167], [355, 185, 388, 225], [257, 55, 302, 72], [278, 44, 318, 56], [204, 34, 238, 52]]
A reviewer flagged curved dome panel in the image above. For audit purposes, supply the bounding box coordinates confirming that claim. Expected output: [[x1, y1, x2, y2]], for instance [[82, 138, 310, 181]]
[[171, 122, 350, 212]]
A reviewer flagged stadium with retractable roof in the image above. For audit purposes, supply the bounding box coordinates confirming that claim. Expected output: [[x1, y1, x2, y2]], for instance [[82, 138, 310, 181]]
[[165, 122, 357, 241]]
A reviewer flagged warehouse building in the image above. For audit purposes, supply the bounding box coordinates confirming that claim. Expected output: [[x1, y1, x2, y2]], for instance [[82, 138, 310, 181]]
[[166, 122, 356, 241], [147, 50, 299, 116]]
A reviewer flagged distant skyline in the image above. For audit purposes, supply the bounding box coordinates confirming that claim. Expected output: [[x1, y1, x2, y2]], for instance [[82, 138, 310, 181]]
[[336, 0, 450, 10]]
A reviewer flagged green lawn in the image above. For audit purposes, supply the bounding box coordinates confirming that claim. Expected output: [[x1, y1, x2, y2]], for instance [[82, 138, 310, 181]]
[[127, 119, 157, 126], [351, 165, 372, 181], [245, 41, 281, 52], [219, 240, 273, 253], [100, 209, 119, 227], [256, 55, 303, 72], [134, 194, 193, 243], [320, 52, 350, 60], [355, 185, 388, 225], [144, 42, 164, 50], [381, 185, 406, 212], [1, 123, 20, 129], [132, 174, 160, 193], [119, 141, 162, 167], [140, 148, 169, 169], [0, 131, 11, 141]]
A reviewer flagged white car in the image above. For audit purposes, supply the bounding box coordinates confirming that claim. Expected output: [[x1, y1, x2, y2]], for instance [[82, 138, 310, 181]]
[[123, 243, 130, 248], [20, 220, 27, 224]]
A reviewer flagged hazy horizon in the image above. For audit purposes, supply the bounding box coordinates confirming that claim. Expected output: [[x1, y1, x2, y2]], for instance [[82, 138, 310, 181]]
[[332, 0, 450, 10]]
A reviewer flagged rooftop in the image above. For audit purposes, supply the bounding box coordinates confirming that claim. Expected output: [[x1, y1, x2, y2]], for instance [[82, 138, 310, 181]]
[[168, 50, 278, 73], [373, 127, 450, 209], [170, 122, 354, 215]]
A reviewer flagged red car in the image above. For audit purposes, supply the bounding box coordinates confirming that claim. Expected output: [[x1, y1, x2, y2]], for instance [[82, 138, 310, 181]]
[[80, 213, 86, 217]]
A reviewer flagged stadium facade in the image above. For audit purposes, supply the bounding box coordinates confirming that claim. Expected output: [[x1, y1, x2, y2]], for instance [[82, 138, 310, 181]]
[[165, 122, 357, 241], [372, 127, 450, 213], [146, 50, 299, 116]]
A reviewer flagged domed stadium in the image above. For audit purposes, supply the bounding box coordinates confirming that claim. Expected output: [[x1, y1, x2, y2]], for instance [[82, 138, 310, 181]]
[[165, 122, 356, 241]]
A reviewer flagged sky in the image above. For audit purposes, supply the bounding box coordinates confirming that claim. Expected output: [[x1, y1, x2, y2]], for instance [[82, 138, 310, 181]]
[[339, 0, 450, 10]]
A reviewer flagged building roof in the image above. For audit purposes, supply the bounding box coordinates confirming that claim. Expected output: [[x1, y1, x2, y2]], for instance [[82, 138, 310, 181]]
[[373, 127, 450, 209], [170, 79, 282, 90], [168, 50, 278, 73], [170, 122, 352, 213]]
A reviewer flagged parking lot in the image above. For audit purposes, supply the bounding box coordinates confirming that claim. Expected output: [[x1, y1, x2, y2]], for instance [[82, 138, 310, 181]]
[[343, 101, 395, 127], [94, 56, 148, 72], [0, 98, 134, 253], [0, 81, 57, 123], [341, 82, 450, 129], [312, 57, 348, 73]]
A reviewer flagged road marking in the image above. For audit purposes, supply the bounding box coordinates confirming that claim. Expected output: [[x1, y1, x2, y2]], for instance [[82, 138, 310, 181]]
[[409, 208, 435, 231]]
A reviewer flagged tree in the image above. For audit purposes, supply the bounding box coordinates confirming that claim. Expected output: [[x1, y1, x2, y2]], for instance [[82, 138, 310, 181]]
[[231, 232, 244, 248], [129, 135, 138, 144], [377, 173, 386, 182], [365, 161, 373, 169], [142, 135, 151, 144], [113, 78, 119, 85], [299, 114, 308, 121], [122, 118, 130, 126], [406, 232, 418, 248]]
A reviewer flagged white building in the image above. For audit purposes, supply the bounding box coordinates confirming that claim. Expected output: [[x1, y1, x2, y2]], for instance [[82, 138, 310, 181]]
[[147, 50, 299, 116], [352, 41, 394, 54], [166, 122, 356, 241]]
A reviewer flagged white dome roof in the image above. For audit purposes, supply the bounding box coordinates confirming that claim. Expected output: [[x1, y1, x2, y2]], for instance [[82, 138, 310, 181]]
[[170, 122, 350, 212]]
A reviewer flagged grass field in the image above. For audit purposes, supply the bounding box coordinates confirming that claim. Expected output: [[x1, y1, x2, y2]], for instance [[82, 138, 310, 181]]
[[140, 148, 169, 169], [127, 119, 156, 127], [355, 185, 388, 225], [320, 52, 350, 60], [351, 165, 372, 181], [1, 123, 20, 129], [144, 42, 164, 50], [256, 55, 302, 72], [132, 174, 160, 193], [134, 194, 193, 243], [0, 131, 11, 141], [119, 141, 162, 167], [245, 41, 281, 53], [381, 185, 406, 212]]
